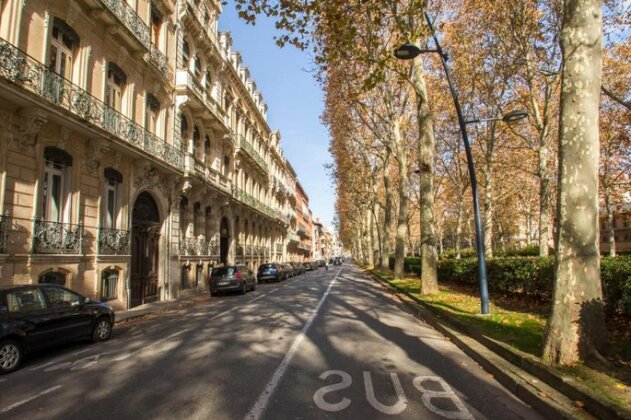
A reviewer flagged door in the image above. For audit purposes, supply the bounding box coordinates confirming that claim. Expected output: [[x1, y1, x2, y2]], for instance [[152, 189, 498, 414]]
[[40, 286, 93, 340], [220, 217, 230, 264], [5, 287, 58, 351], [130, 192, 161, 308]]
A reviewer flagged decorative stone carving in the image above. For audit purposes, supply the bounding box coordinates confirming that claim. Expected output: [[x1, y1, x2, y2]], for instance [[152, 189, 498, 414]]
[[133, 164, 164, 191], [82, 139, 110, 174], [15, 109, 47, 151], [112, 152, 122, 170]]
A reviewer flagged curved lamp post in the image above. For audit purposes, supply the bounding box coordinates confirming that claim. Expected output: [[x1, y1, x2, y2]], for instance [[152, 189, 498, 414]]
[[394, 13, 527, 315]]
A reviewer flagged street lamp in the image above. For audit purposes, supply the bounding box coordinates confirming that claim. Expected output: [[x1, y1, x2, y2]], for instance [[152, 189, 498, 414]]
[[394, 13, 528, 315]]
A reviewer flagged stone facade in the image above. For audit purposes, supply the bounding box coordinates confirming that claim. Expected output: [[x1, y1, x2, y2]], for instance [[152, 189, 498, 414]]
[[0, 0, 305, 309]]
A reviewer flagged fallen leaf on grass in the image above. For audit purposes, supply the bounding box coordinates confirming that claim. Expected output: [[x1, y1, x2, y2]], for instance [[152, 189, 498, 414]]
[[615, 384, 626, 391], [538, 392, 548, 398], [574, 400, 585, 408]]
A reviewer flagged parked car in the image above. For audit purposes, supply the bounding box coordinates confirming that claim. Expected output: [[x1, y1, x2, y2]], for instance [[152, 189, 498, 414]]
[[257, 263, 283, 283], [303, 262, 314, 271], [290, 262, 305, 275], [0, 284, 115, 374], [209, 265, 256, 296], [282, 263, 295, 278]]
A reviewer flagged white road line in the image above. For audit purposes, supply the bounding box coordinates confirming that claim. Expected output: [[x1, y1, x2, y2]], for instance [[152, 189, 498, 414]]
[[0, 385, 62, 413], [245, 267, 343, 420], [71, 348, 92, 357]]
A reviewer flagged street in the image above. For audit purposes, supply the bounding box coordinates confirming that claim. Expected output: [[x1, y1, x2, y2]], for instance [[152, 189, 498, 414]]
[[0, 265, 543, 420]]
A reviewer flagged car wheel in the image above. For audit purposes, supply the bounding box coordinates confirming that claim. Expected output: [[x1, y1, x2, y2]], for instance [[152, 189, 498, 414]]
[[0, 339, 22, 374], [92, 317, 112, 343]]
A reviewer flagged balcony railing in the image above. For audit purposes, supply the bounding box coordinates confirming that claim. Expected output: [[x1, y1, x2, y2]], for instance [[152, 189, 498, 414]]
[[180, 237, 219, 256], [275, 243, 283, 254], [184, 0, 221, 51], [98, 227, 130, 255], [193, 158, 230, 192], [0, 39, 183, 171], [288, 233, 300, 243], [238, 135, 268, 174], [177, 70, 225, 124], [32, 219, 84, 254], [0, 214, 9, 254], [100, 0, 150, 49], [236, 244, 244, 256], [148, 43, 169, 75]]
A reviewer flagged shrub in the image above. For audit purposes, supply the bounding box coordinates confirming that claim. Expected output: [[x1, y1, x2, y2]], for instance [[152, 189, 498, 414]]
[[601, 256, 631, 316], [389, 255, 421, 273]]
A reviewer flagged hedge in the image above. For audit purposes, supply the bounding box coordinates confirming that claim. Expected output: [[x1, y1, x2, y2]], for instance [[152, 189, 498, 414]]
[[388, 255, 631, 317]]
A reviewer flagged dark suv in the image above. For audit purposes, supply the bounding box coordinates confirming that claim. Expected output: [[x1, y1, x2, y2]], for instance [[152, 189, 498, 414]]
[[0, 284, 115, 374], [209, 265, 256, 296], [257, 263, 282, 283]]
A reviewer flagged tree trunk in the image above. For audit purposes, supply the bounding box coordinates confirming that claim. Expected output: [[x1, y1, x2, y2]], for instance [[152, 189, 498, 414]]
[[394, 121, 409, 279], [455, 202, 463, 259], [364, 208, 374, 267], [411, 58, 438, 294], [382, 160, 394, 269], [539, 164, 551, 256], [605, 191, 616, 257], [372, 203, 385, 268], [483, 159, 494, 258], [542, 0, 606, 366]]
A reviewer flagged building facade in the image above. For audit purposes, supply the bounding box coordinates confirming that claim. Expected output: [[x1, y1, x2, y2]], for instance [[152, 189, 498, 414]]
[[0, 0, 308, 309]]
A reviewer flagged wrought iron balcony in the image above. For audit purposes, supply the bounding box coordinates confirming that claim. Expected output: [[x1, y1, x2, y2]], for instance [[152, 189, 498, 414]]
[[148, 43, 169, 75], [0, 214, 9, 254], [207, 239, 219, 256], [236, 244, 244, 256], [275, 243, 283, 253], [192, 157, 230, 193], [180, 237, 206, 256], [98, 227, 130, 255], [32, 219, 84, 254], [176, 70, 225, 125], [0, 39, 183, 171], [238, 135, 269, 174], [100, 0, 150, 50]]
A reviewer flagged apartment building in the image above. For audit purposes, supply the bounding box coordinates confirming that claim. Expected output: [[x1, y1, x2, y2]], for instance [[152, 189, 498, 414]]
[[0, 0, 307, 309]]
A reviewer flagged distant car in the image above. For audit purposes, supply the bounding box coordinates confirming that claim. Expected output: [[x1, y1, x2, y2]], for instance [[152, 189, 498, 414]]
[[209, 265, 256, 296], [282, 263, 295, 278], [257, 263, 282, 283], [304, 262, 315, 271], [333, 257, 342, 266], [0, 284, 115, 374]]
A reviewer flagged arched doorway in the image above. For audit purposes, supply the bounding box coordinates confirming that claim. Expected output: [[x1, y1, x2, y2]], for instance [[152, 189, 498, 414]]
[[130, 192, 161, 307], [220, 217, 230, 264]]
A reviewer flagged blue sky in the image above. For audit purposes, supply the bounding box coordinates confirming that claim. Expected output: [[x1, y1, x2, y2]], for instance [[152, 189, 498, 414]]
[[218, 2, 336, 228]]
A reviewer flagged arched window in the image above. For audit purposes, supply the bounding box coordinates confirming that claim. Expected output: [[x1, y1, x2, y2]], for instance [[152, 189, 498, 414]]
[[204, 135, 211, 163], [101, 269, 118, 301], [39, 271, 66, 286], [193, 202, 201, 236], [42, 147, 72, 223], [179, 197, 189, 239], [205, 207, 212, 238], [146, 94, 161, 135], [223, 155, 230, 177], [103, 168, 123, 229], [193, 126, 201, 157], [182, 39, 190, 67], [150, 3, 163, 46], [180, 114, 188, 138]]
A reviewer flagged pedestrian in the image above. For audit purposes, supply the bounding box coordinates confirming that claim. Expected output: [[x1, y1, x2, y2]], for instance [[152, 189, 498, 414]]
[[325, 260, 329, 271]]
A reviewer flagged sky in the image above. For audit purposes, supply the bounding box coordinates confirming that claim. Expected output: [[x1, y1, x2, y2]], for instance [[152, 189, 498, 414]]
[[218, 2, 336, 229]]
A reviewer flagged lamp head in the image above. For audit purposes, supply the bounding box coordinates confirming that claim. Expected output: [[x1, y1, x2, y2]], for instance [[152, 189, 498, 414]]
[[502, 110, 528, 123], [394, 44, 422, 60]]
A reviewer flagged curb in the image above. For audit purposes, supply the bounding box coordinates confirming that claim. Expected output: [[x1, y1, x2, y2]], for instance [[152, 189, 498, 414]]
[[368, 270, 631, 420], [115, 292, 209, 324]]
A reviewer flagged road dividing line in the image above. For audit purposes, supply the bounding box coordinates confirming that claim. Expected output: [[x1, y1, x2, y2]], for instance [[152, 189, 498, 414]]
[[245, 267, 343, 420], [0, 385, 62, 413]]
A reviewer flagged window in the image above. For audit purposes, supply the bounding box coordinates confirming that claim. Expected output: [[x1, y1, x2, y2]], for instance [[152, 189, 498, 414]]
[[101, 270, 118, 301], [194, 55, 202, 78], [41, 147, 72, 223], [49, 18, 79, 80], [146, 94, 161, 135], [179, 197, 189, 239], [193, 202, 201, 236], [205, 207, 212, 238], [180, 114, 189, 138], [204, 136, 211, 163], [182, 39, 190, 67], [105, 63, 126, 112], [39, 271, 66, 285], [103, 168, 123, 229], [195, 264, 202, 287], [224, 156, 230, 177], [150, 3, 163, 46], [205, 71, 212, 91], [42, 286, 82, 308], [6, 288, 46, 312]]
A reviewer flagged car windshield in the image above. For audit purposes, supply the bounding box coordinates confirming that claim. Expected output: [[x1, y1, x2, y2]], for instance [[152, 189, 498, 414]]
[[212, 267, 235, 276]]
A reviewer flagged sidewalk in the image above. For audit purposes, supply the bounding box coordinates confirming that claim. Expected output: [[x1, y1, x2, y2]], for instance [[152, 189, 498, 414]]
[[368, 269, 631, 420], [115, 289, 209, 324]]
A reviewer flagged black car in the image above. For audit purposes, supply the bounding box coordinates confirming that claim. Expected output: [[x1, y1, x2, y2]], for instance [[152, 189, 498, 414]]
[[257, 263, 282, 283], [290, 262, 305, 275], [209, 265, 256, 296], [0, 284, 115, 374]]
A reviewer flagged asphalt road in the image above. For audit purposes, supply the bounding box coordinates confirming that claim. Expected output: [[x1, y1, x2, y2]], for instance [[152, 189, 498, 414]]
[[0, 265, 544, 420]]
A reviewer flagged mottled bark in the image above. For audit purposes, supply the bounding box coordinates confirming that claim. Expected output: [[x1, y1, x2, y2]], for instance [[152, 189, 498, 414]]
[[364, 208, 374, 267], [542, 0, 606, 366], [539, 150, 552, 256], [382, 155, 394, 269], [455, 203, 463, 259], [372, 203, 385, 268], [483, 159, 494, 258], [411, 58, 438, 294]]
